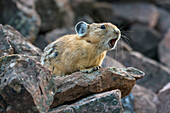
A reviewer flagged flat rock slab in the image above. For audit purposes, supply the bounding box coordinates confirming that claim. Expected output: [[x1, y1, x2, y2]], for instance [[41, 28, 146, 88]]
[[49, 90, 123, 113], [0, 54, 56, 113], [51, 66, 144, 108]]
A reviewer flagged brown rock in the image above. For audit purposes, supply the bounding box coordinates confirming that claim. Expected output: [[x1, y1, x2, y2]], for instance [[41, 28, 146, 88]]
[[45, 27, 75, 44], [0, 24, 42, 61], [35, 0, 74, 32], [128, 25, 161, 59], [112, 3, 159, 27], [154, 82, 170, 113], [158, 29, 170, 68], [51, 67, 144, 108], [102, 56, 125, 68], [132, 85, 157, 113], [0, 0, 41, 42], [49, 90, 123, 113], [0, 55, 56, 113], [109, 50, 170, 93], [156, 8, 170, 34]]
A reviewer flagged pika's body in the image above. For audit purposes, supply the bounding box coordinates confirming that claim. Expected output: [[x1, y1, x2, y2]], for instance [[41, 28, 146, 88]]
[[41, 21, 121, 76]]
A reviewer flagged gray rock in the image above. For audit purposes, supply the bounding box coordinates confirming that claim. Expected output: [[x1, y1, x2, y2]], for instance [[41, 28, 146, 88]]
[[49, 90, 123, 113], [0, 0, 41, 42], [158, 29, 170, 69], [156, 8, 170, 34], [0, 54, 56, 113], [108, 50, 170, 93], [35, 0, 74, 32], [132, 85, 157, 113], [0, 24, 42, 61], [154, 82, 170, 113], [128, 25, 161, 59], [112, 3, 159, 27]]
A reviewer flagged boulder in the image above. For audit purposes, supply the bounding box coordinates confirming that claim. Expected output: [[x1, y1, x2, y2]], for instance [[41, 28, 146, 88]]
[[128, 25, 161, 59], [112, 3, 159, 28], [132, 85, 157, 113], [0, 55, 56, 113], [108, 50, 170, 93], [0, 24, 42, 61], [156, 0, 170, 12], [156, 8, 170, 34], [158, 29, 170, 68], [154, 82, 170, 113], [35, 0, 74, 32], [0, 0, 41, 42], [51, 66, 144, 108], [49, 90, 123, 113]]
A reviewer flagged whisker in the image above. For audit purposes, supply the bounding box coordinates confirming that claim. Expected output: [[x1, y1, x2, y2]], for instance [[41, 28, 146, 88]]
[[121, 35, 132, 47]]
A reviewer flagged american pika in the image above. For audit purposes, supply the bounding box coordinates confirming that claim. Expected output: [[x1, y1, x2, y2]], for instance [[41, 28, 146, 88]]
[[41, 21, 121, 76]]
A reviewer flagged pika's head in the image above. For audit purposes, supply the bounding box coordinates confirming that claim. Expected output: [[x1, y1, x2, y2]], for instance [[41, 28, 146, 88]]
[[75, 21, 121, 51]]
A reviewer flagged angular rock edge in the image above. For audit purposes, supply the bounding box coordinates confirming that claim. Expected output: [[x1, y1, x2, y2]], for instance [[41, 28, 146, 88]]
[[51, 66, 145, 108]]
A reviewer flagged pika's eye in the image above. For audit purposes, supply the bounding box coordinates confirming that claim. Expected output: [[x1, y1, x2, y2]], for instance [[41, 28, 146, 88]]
[[101, 25, 106, 29]]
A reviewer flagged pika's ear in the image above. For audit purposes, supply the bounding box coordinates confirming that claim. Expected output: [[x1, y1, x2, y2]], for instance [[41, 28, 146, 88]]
[[75, 21, 88, 37]]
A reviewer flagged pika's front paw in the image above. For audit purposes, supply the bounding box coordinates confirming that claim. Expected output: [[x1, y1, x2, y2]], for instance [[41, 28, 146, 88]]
[[80, 66, 101, 73]]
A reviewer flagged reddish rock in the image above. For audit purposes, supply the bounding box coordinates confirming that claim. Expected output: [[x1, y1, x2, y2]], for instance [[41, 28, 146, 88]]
[[156, 8, 170, 34], [109, 50, 170, 93], [132, 85, 157, 113], [154, 82, 170, 113], [0, 55, 56, 113], [0, 0, 41, 42], [51, 66, 144, 108], [0, 24, 42, 61], [45, 27, 75, 44], [102, 56, 125, 68], [158, 29, 170, 68], [129, 25, 161, 59], [35, 0, 74, 32], [49, 90, 123, 113], [112, 3, 159, 28]]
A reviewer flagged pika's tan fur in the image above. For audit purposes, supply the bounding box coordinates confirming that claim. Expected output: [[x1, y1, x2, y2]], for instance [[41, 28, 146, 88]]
[[41, 22, 121, 76]]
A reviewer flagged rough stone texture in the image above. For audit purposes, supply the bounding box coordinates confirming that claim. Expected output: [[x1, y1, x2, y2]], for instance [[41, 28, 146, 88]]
[[45, 27, 75, 44], [35, 0, 74, 32], [0, 24, 42, 61], [158, 29, 170, 68], [128, 25, 161, 59], [112, 3, 159, 28], [102, 56, 125, 68], [132, 85, 157, 113], [49, 90, 123, 113], [0, 0, 41, 42], [51, 67, 144, 108], [156, 8, 170, 34], [109, 50, 170, 93], [0, 54, 56, 113], [154, 82, 170, 113], [121, 93, 135, 113]]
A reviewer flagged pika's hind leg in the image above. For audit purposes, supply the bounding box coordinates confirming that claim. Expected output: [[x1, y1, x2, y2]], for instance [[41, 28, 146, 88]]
[[80, 66, 102, 73]]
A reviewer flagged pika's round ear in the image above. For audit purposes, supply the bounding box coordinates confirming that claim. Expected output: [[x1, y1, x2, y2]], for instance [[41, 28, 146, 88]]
[[75, 21, 88, 37]]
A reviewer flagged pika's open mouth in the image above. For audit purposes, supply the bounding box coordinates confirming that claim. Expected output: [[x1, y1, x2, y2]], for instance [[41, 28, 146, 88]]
[[108, 38, 117, 48]]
